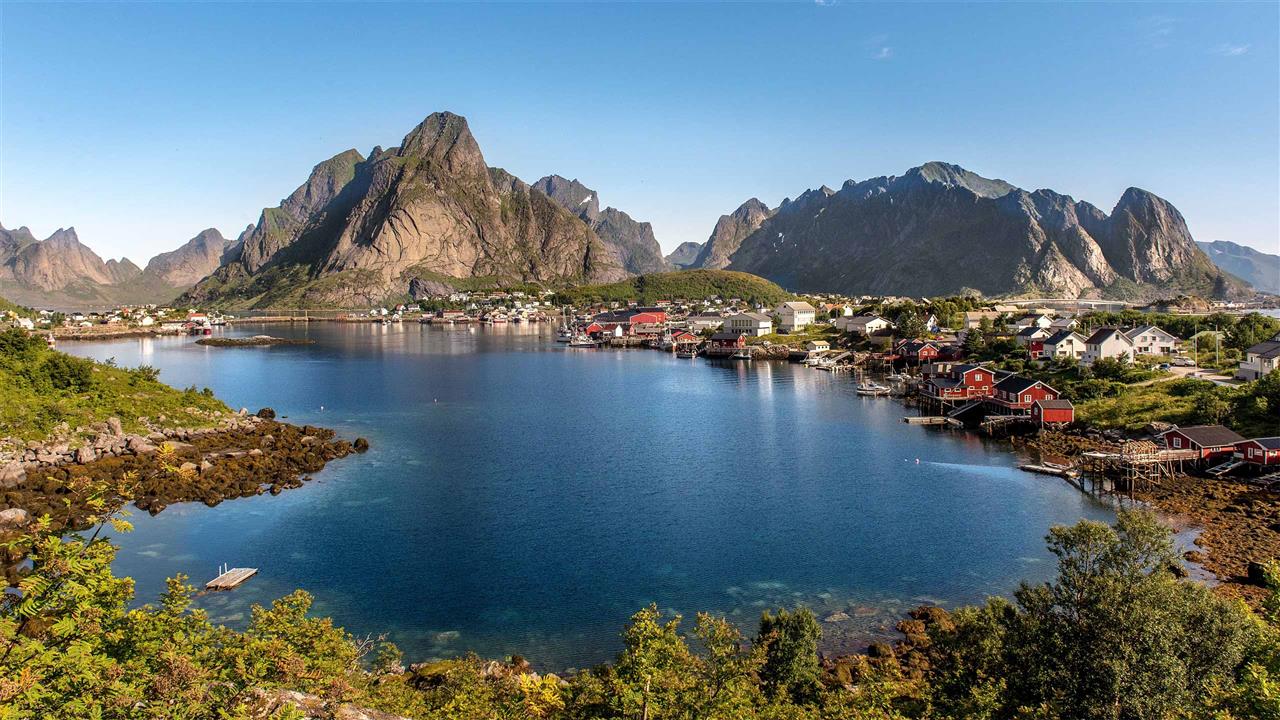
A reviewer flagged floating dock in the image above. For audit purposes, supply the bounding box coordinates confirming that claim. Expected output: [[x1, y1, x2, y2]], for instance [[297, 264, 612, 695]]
[[1020, 463, 1077, 478], [903, 416, 948, 425], [206, 566, 258, 590]]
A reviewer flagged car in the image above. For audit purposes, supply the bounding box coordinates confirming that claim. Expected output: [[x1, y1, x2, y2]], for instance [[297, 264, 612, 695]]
[[1158, 363, 1171, 370]]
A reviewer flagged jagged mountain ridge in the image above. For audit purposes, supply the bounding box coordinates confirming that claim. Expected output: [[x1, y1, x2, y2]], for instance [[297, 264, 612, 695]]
[[718, 162, 1245, 300], [186, 112, 627, 308], [1197, 240, 1279, 295], [532, 175, 669, 275], [143, 228, 238, 288]]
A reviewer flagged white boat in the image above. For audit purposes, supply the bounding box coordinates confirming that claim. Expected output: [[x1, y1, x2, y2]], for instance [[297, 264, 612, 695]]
[[556, 327, 574, 343], [731, 348, 752, 361], [856, 382, 891, 396], [568, 334, 597, 348], [676, 347, 700, 358]]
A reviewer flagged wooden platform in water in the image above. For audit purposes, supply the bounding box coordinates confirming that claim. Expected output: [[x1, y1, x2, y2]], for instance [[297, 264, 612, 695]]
[[903, 416, 948, 425], [206, 567, 258, 590]]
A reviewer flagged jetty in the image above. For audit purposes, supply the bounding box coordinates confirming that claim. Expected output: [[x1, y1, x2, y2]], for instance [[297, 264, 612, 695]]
[[206, 565, 258, 590]]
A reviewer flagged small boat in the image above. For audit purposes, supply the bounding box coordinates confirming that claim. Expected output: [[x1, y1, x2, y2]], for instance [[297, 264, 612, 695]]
[[676, 347, 700, 358], [856, 382, 891, 396], [731, 348, 752, 361], [568, 334, 597, 348], [556, 327, 574, 343]]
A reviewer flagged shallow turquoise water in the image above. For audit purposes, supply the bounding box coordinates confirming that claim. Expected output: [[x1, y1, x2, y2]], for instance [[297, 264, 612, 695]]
[[62, 323, 1115, 669]]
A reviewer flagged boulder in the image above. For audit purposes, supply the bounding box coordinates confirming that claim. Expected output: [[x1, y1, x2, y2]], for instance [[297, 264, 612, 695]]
[[257, 407, 276, 420], [1247, 561, 1272, 587], [0, 507, 30, 527], [127, 437, 158, 455], [75, 446, 96, 464], [353, 438, 370, 453], [106, 417, 124, 436]]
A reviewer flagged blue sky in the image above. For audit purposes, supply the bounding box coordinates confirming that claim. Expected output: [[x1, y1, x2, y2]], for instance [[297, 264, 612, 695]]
[[2, 2, 1277, 262]]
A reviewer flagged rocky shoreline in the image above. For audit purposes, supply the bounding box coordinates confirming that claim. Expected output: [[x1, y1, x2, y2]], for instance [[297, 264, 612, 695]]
[[0, 408, 368, 570], [196, 335, 316, 347], [1019, 430, 1279, 606]]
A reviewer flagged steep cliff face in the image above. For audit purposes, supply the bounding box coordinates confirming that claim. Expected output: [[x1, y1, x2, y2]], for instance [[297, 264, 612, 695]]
[[692, 198, 772, 270], [143, 228, 233, 288], [187, 113, 625, 308], [1198, 240, 1279, 294], [533, 174, 669, 275], [720, 163, 1244, 300], [665, 241, 704, 268]]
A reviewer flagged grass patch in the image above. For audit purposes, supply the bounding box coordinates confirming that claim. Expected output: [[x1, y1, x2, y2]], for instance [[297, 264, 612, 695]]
[[0, 329, 229, 442]]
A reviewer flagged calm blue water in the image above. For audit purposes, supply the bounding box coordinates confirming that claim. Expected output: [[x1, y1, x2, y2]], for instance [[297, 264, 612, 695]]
[[63, 323, 1115, 669]]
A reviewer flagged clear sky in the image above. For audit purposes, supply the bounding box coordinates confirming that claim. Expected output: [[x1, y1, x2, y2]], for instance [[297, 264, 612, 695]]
[[2, 2, 1277, 263]]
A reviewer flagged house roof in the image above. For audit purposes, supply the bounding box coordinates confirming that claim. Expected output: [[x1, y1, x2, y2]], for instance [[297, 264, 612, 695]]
[[1044, 330, 1084, 346], [1244, 437, 1280, 450], [1245, 340, 1280, 359], [778, 301, 816, 312], [1034, 399, 1074, 410], [1084, 327, 1133, 346], [849, 314, 886, 324], [1123, 324, 1173, 340], [1016, 326, 1047, 337], [1163, 425, 1247, 447], [710, 331, 746, 341], [995, 375, 1045, 393], [730, 312, 772, 323]]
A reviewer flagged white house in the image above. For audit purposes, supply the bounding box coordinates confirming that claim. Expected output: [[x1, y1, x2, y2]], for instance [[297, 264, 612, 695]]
[[1012, 314, 1054, 331], [962, 311, 1002, 329], [11, 317, 34, 330], [835, 314, 891, 336], [1237, 334, 1280, 381], [724, 312, 773, 337], [1082, 327, 1135, 366], [1124, 325, 1178, 356], [1048, 316, 1079, 332], [1042, 330, 1088, 360], [686, 313, 725, 333], [774, 301, 817, 333], [1015, 326, 1050, 347]]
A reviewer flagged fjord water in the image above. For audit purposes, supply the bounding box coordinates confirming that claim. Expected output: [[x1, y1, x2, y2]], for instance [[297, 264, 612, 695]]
[[63, 323, 1115, 669]]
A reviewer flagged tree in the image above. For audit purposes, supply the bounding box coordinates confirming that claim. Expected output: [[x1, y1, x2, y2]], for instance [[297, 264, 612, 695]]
[[894, 311, 926, 339], [756, 607, 822, 705], [1194, 389, 1233, 425], [1228, 313, 1280, 350]]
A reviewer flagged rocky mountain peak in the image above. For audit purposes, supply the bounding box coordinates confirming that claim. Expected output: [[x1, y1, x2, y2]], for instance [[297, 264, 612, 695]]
[[534, 175, 600, 223], [396, 111, 487, 177], [692, 197, 774, 270], [904, 161, 1017, 199]]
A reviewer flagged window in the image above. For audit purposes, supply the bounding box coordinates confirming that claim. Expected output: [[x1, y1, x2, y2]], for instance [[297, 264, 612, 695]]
[[1172, 437, 1182, 449], [1024, 394, 1032, 402]]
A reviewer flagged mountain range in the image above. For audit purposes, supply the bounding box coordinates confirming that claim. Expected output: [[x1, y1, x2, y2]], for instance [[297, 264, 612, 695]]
[[1196, 240, 1279, 295], [0, 224, 239, 307], [690, 162, 1249, 300], [3, 119, 1271, 309]]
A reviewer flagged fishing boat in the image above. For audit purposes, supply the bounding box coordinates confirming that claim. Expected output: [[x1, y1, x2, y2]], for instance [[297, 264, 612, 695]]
[[568, 334, 597, 348], [556, 327, 574, 343], [676, 346, 700, 358]]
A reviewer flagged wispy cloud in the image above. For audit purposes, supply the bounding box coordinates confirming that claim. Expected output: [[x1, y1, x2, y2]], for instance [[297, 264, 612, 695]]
[[1212, 43, 1251, 57], [1140, 15, 1177, 49], [866, 34, 893, 61], [814, 0, 836, 6]]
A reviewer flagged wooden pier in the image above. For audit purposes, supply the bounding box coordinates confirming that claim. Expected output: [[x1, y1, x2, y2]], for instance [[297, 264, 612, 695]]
[[206, 565, 258, 590]]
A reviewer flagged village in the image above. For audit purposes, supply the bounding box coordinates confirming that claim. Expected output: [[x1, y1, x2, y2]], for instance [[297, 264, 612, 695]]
[[4, 289, 1278, 488]]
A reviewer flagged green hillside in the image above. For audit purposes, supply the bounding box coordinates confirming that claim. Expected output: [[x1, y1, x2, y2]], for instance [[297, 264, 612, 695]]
[[555, 269, 793, 306]]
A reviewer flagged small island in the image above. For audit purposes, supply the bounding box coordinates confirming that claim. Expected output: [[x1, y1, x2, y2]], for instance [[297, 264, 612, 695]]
[[196, 335, 315, 347]]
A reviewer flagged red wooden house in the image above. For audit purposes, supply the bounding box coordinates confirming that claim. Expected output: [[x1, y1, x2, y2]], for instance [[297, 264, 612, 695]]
[[1158, 425, 1246, 461], [921, 364, 997, 404], [1236, 437, 1280, 466], [708, 331, 747, 356], [1032, 399, 1075, 426], [988, 376, 1061, 413], [896, 339, 940, 364]]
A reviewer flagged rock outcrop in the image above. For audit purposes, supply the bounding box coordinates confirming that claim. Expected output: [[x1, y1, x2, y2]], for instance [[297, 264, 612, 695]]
[[186, 113, 626, 308], [692, 198, 772, 270], [533, 174, 669, 275], [143, 228, 235, 288], [0, 226, 140, 295], [718, 162, 1245, 300]]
